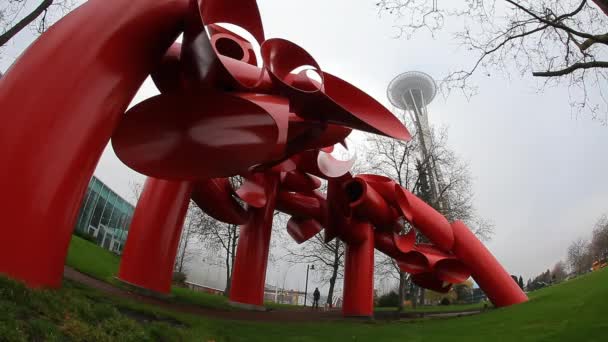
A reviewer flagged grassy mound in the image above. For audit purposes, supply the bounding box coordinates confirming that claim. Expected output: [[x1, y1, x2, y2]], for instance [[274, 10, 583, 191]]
[[2, 234, 604, 340], [66, 236, 234, 311], [0, 277, 185, 341]]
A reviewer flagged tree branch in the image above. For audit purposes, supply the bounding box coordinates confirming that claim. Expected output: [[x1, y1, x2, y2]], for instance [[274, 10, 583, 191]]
[[533, 61, 608, 76], [0, 0, 54, 47]]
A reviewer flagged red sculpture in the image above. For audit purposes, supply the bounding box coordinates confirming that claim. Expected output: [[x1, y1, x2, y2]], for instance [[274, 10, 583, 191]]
[[0, 0, 527, 317]]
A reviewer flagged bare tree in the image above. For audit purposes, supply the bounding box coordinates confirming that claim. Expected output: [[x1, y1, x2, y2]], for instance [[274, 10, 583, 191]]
[[1, 1, 74, 48], [193, 177, 244, 296], [282, 232, 346, 307], [128, 179, 143, 203], [377, 0, 608, 122], [590, 214, 608, 261], [567, 237, 593, 275], [174, 204, 204, 275], [551, 260, 567, 282], [194, 218, 239, 295]]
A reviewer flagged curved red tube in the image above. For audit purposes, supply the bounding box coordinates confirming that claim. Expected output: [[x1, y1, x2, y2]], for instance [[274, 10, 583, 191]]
[[357, 174, 399, 206], [235, 178, 267, 208], [118, 178, 193, 294], [280, 170, 322, 193], [395, 185, 455, 251], [451, 221, 528, 307], [151, 43, 183, 93], [191, 178, 248, 225], [0, 0, 187, 288], [286, 217, 322, 244], [275, 191, 323, 222], [344, 177, 400, 231], [411, 272, 452, 293]]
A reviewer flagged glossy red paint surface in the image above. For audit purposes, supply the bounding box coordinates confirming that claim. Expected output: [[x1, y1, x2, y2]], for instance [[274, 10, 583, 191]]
[[342, 222, 374, 317], [451, 221, 528, 307], [286, 217, 322, 244], [280, 171, 322, 193], [118, 178, 193, 294], [275, 191, 323, 222], [0, 0, 187, 288], [235, 178, 267, 208], [434, 258, 471, 284], [412, 272, 452, 293], [229, 174, 279, 306], [112, 92, 281, 180], [395, 185, 455, 251], [191, 178, 248, 225], [151, 43, 183, 94], [344, 177, 399, 230], [357, 174, 399, 206]]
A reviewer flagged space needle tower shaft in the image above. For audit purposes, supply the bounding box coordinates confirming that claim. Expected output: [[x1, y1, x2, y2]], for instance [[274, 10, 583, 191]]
[[387, 71, 447, 211]]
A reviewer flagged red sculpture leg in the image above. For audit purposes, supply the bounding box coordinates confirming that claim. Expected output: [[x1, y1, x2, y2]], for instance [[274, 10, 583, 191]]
[[451, 221, 528, 307], [229, 174, 279, 307], [118, 178, 193, 294], [342, 222, 375, 317], [0, 0, 187, 288]]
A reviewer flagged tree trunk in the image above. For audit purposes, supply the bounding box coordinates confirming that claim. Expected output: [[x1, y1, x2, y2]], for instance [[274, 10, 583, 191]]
[[326, 239, 340, 308], [410, 282, 418, 309], [0, 0, 54, 47], [231, 225, 237, 271], [224, 225, 238, 296], [223, 228, 232, 296], [419, 288, 426, 306], [177, 219, 193, 273], [398, 271, 406, 311]]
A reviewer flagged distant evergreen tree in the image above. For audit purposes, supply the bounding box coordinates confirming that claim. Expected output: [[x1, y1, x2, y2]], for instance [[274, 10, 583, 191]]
[[518, 276, 524, 290]]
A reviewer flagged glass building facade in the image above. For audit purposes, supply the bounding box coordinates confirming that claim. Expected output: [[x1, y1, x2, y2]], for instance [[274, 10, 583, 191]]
[[74, 176, 135, 254]]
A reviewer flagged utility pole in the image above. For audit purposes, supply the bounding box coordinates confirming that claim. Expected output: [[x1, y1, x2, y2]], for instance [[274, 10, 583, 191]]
[[304, 264, 314, 307]]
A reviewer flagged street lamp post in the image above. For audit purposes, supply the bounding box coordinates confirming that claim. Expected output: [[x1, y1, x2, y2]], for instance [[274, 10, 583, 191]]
[[304, 264, 314, 307]]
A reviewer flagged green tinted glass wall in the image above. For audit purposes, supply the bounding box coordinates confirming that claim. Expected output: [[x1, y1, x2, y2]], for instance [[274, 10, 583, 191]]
[[73, 176, 135, 253]]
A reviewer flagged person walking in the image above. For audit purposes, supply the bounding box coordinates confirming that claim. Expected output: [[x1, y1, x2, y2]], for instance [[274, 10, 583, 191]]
[[313, 287, 320, 309]]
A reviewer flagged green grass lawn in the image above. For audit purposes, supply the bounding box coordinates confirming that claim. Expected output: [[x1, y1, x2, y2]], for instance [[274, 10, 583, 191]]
[[65, 236, 120, 282], [65, 236, 235, 311], [2, 267, 608, 341], [41, 235, 608, 340]]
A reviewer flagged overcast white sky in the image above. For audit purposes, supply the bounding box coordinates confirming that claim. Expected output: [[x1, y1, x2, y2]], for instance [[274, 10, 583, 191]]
[[2, 0, 607, 293]]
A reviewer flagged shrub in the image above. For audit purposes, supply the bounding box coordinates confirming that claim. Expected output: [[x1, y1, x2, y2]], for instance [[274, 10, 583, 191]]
[[172, 271, 187, 285], [440, 297, 451, 306], [73, 229, 97, 244], [376, 291, 400, 307]]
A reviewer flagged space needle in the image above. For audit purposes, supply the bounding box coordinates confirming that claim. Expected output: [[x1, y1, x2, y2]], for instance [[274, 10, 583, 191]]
[[387, 71, 446, 210]]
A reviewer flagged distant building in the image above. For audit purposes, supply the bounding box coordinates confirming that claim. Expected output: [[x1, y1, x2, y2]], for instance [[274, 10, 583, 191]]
[[264, 284, 307, 305], [184, 281, 224, 296], [74, 176, 135, 254]]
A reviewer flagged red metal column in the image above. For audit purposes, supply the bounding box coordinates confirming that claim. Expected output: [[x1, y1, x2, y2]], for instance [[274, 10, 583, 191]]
[[342, 222, 375, 317], [451, 221, 528, 307], [118, 178, 193, 294], [0, 0, 187, 288], [229, 174, 279, 307]]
